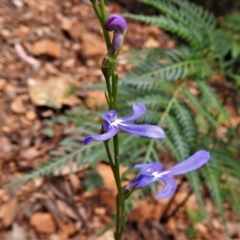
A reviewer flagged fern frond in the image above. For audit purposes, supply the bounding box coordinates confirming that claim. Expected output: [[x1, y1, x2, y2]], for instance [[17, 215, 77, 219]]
[[124, 14, 201, 48], [203, 160, 226, 227], [170, 0, 216, 31], [187, 171, 207, 217], [172, 101, 196, 147], [140, 0, 216, 47], [198, 81, 230, 123], [165, 115, 190, 158], [182, 87, 219, 128]]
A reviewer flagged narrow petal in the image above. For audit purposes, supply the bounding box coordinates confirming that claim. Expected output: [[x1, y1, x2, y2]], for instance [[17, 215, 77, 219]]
[[160, 150, 210, 177], [125, 174, 155, 190], [156, 177, 177, 199], [83, 126, 119, 145], [120, 103, 146, 122], [118, 123, 165, 139], [134, 162, 163, 173], [109, 33, 123, 56]]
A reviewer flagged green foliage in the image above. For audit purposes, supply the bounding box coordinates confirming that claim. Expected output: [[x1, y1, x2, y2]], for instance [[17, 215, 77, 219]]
[[84, 169, 103, 192], [121, 0, 240, 227], [185, 209, 206, 238], [8, 0, 240, 233], [186, 209, 206, 224], [185, 227, 197, 239]]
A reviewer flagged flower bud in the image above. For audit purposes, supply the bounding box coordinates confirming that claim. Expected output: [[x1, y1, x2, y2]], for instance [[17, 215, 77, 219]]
[[105, 14, 127, 58]]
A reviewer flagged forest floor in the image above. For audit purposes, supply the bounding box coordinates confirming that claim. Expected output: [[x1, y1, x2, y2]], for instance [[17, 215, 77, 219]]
[[0, 0, 239, 239]]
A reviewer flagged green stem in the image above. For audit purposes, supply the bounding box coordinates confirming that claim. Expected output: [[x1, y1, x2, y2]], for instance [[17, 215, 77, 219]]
[[99, 0, 111, 50], [90, 1, 126, 238], [113, 134, 125, 240], [113, 135, 121, 192], [104, 140, 125, 240], [103, 139, 124, 239], [112, 71, 118, 108], [104, 141, 115, 166], [101, 56, 113, 104]]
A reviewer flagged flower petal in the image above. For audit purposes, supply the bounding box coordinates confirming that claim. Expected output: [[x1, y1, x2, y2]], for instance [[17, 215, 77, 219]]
[[134, 162, 163, 173], [105, 14, 127, 34], [103, 110, 117, 122], [160, 150, 210, 176], [120, 103, 146, 122], [83, 126, 119, 145], [156, 176, 177, 199], [118, 123, 165, 138], [125, 174, 155, 190], [124, 162, 163, 191], [109, 33, 123, 56]]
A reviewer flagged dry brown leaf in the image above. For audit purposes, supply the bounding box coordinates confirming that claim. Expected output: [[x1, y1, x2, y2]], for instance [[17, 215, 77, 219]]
[[0, 189, 8, 201], [128, 200, 153, 224], [59, 219, 76, 237], [49, 234, 62, 240], [95, 230, 114, 240], [30, 212, 56, 234], [0, 78, 7, 90], [227, 222, 240, 237], [85, 90, 106, 108], [10, 95, 29, 114], [94, 207, 106, 216], [177, 192, 198, 210], [20, 147, 40, 160], [143, 37, 160, 48], [195, 223, 208, 235], [0, 198, 18, 227], [97, 163, 127, 194], [0, 136, 13, 153], [167, 217, 178, 235], [44, 62, 60, 75], [68, 22, 84, 39], [151, 199, 170, 220], [60, 17, 75, 31], [81, 33, 106, 57], [27, 77, 80, 108], [25, 110, 37, 121], [63, 58, 75, 69], [32, 39, 61, 58], [97, 163, 117, 195], [68, 174, 81, 193], [99, 189, 116, 211]]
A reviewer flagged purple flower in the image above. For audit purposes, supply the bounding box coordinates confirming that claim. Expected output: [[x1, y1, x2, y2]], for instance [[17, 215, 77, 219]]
[[105, 14, 127, 57], [124, 150, 210, 199], [83, 103, 165, 145]]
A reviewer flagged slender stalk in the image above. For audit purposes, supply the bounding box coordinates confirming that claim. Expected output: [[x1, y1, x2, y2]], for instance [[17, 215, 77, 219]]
[[104, 139, 125, 240], [101, 56, 113, 105], [99, 0, 111, 49], [104, 141, 115, 166], [112, 98, 125, 240], [90, 1, 126, 239]]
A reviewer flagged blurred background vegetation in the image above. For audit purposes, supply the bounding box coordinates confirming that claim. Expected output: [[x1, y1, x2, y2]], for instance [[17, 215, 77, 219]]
[[11, 0, 240, 236]]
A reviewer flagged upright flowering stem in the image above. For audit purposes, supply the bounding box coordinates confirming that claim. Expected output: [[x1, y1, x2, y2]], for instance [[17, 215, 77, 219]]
[[90, 1, 127, 239]]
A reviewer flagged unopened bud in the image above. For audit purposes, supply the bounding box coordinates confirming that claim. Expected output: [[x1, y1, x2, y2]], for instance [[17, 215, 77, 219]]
[[105, 14, 127, 58]]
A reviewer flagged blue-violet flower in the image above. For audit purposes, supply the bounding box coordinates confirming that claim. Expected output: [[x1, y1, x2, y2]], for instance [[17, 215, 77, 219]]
[[124, 150, 210, 199], [83, 103, 165, 145], [105, 14, 127, 57]]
